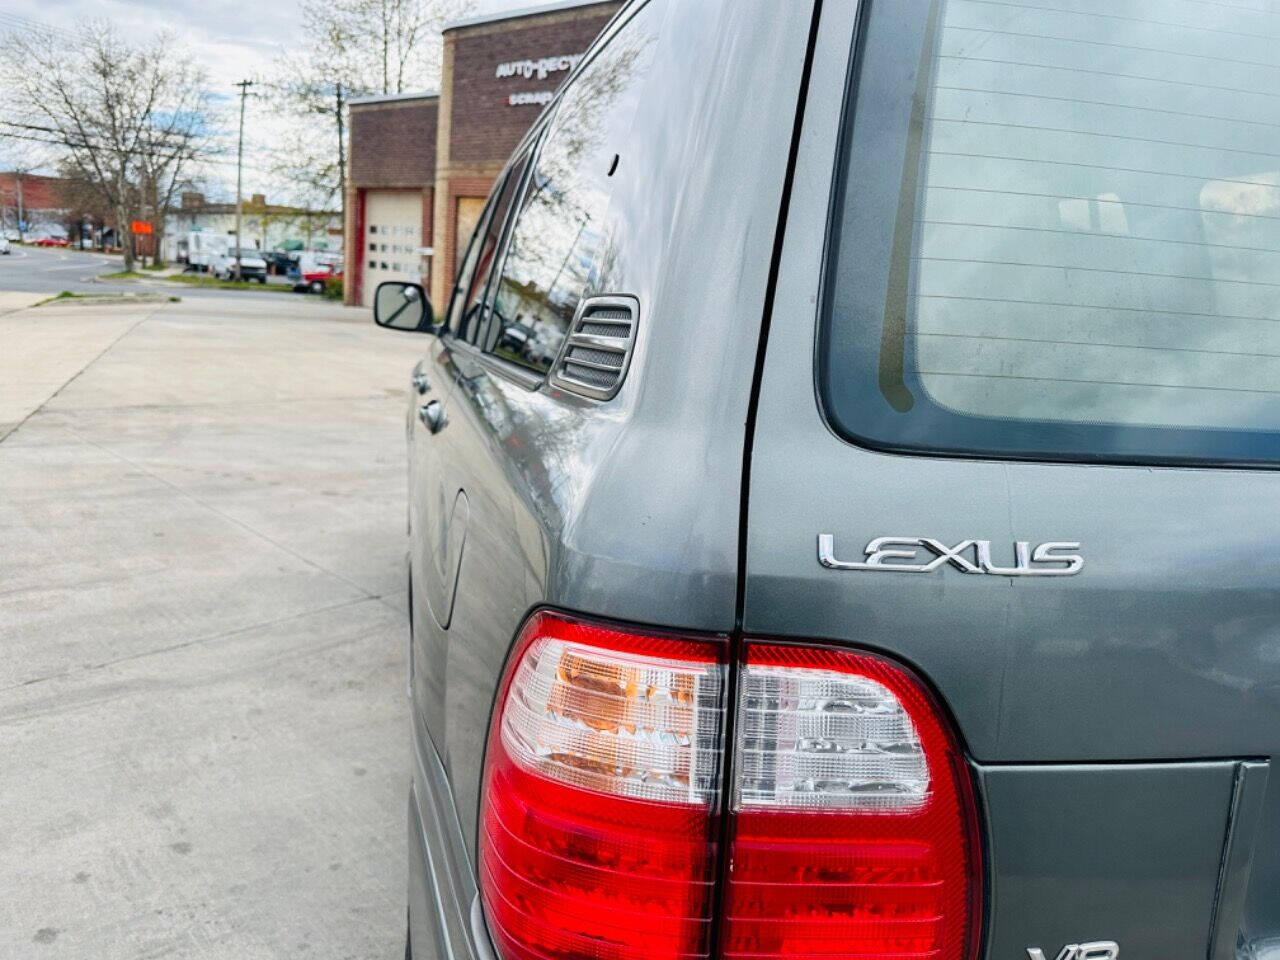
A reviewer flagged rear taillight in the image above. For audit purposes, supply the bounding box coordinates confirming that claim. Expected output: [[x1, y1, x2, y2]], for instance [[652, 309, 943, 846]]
[[722, 643, 981, 960], [480, 615, 981, 960], [479, 613, 727, 960]]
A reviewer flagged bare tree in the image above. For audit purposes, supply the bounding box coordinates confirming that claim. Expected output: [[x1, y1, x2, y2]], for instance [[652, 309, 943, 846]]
[[135, 56, 211, 267], [0, 21, 214, 270], [271, 0, 473, 240]]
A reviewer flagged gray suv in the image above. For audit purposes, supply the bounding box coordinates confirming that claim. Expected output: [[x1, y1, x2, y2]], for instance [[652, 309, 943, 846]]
[[374, 3, 1280, 960]]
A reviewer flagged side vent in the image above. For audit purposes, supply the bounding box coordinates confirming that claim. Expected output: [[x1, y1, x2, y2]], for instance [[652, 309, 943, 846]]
[[550, 295, 639, 401]]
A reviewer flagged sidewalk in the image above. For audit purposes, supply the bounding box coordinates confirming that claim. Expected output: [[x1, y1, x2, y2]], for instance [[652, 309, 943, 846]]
[[0, 291, 50, 315], [0, 297, 158, 440]]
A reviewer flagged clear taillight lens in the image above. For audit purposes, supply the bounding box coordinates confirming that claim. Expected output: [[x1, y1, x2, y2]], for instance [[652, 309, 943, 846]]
[[480, 612, 726, 960], [479, 618, 981, 960], [722, 643, 982, 960]]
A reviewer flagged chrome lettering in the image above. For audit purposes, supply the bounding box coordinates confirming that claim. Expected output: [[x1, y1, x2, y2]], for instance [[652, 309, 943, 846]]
[[819, 535, 1084, 577]]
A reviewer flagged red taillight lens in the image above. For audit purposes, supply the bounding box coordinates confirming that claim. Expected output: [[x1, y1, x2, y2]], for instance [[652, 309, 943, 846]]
[[479, 617, 981, 960], [479, 612, 727, 960], [722, 643, 982, 960]]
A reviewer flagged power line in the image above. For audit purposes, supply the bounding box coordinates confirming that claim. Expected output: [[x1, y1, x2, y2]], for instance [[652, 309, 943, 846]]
[[0, 119, 224, 157], [0, 10, 74, 41], [0, 123, 286, 176]]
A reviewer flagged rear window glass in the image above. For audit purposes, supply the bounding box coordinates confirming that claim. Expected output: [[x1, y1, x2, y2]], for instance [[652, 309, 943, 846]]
[[821, 0, 1280, 465]]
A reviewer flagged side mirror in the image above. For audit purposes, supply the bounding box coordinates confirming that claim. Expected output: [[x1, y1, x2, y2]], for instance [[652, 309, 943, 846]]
[[373, 281, 437, 333]]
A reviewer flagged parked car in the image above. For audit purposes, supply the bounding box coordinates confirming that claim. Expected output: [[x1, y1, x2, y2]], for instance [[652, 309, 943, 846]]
[[265, 249, 296, 276], [0, 235, 9, 255], [375, 3, 1280, 960], [210, 248, 268, 283], [31, 235, 69, 247], [289, 255, 342, 293]]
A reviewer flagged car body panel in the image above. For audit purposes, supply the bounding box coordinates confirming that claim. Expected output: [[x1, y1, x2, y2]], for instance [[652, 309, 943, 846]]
[[977, 762, 1238, 960], [743, 2, 1279, 957]]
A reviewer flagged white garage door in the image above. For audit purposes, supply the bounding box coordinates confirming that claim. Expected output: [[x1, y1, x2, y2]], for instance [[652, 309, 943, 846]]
[[363, 190, 424, 307]]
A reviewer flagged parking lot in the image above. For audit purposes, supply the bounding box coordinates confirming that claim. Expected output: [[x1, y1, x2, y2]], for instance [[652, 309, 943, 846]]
[[1, 290, 426, 957]]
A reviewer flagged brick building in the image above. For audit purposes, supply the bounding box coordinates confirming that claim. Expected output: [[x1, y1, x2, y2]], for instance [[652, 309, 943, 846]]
[[0, 172, 72, 238], [346, 92, 440, 306], [345, 0, 620, 307]]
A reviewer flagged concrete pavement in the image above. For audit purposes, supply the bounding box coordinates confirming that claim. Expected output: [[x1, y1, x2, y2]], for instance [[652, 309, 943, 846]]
[[1, 293, 431, 957]]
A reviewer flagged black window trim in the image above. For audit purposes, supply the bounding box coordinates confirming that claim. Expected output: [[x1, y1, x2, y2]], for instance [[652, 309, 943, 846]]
[[442, 183, 504, 337], [476, 130, 546, 352], [439, 132, 548, 394]]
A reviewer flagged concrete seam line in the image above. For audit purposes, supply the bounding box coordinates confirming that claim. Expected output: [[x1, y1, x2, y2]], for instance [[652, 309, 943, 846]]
[[53, 421, 404, 617], [0, 306, 160, 446], [0, 593, 401, 698]]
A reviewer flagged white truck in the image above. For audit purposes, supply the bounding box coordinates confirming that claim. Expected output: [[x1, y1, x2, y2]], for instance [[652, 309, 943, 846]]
[[182, 232, 231, 273], [209, 247, 269, 283]]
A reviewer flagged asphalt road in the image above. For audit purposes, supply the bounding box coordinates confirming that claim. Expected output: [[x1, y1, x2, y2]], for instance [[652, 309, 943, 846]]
[[0, 245, 297, 299], [1, 292, 430, 958]]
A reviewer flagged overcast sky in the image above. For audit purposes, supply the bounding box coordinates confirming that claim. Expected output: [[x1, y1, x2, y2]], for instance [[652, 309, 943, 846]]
[[2, 0, 550, 199], [7, 0, 548, 88]]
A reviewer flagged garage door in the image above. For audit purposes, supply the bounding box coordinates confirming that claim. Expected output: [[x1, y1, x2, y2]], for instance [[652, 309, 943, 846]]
[[363, 190, 424, 307]]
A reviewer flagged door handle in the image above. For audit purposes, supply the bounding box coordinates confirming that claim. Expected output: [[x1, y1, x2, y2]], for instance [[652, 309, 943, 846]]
[[419, 400, 448, 434], [412, 371, 431, 394]]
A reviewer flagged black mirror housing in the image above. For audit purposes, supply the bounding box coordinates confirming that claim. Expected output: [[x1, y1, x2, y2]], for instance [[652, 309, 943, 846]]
[[373, 281, 437, 334]]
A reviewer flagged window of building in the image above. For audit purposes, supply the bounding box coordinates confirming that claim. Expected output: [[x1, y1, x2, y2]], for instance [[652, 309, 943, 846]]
[[821, 0, 1280, 466], [484, 2, 661, 375]]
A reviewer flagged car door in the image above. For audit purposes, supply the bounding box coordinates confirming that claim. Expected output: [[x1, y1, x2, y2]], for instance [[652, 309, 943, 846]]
[[748, 3, 1280, 960]]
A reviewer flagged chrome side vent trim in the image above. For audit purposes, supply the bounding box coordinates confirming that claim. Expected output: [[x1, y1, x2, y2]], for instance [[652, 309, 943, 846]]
[[550, 295, 639, 401]]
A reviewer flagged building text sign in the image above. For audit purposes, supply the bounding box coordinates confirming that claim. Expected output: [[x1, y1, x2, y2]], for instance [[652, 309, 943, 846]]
[[495, 53, 583, 107], [494, 54, 583, 81]]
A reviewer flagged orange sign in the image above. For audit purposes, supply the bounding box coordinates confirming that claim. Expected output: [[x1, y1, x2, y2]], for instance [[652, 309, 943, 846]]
[[130, 221, 153, 235]]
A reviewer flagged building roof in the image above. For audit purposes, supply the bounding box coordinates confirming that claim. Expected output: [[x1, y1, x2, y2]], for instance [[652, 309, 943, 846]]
[[444, 0, 620, 32], [348, 90, 440, 108]]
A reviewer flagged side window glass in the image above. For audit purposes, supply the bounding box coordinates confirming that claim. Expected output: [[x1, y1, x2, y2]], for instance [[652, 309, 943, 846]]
[[458, 153, 531, 346], [485, 3, 660, 375], [444, 185, 502, 334]]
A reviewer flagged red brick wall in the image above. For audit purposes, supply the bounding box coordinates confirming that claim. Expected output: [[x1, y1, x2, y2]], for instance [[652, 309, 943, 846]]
[[349, 98, 439, 189], [446, 3, 620, 166], [0, 172, 64, 211]]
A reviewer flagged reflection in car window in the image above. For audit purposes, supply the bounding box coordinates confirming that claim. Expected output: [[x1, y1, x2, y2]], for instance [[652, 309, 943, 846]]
[[823, 0, 1280, 465], [485, 4, 660, 375], [445, 188, 500, 334], [458, 155, 530, 347]]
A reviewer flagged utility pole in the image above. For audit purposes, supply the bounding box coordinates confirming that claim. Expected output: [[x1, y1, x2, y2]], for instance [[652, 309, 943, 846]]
[[336, 81, 347, 254], [234, 79, 254, 282], [15, 174, 24, 242]]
